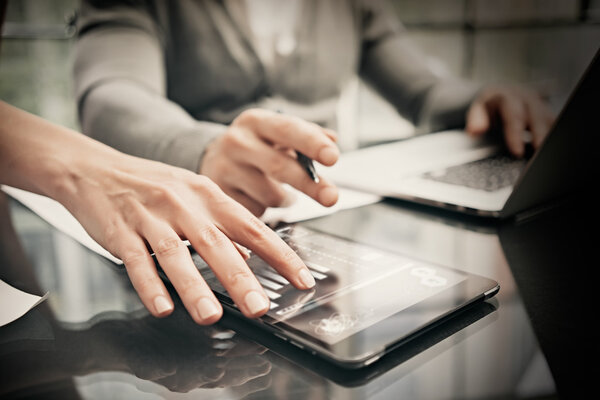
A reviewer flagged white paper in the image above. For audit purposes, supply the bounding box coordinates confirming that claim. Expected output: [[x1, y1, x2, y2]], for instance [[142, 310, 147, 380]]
[[0, 279, 48, 327], [2, 185, 122, 264], [2, 184, 380, 264], [261, 185, 381, 225]]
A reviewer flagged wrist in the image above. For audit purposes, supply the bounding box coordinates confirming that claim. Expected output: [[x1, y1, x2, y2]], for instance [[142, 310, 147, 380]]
[[0, 102, 122, 203], [38, 130, 123, 209]]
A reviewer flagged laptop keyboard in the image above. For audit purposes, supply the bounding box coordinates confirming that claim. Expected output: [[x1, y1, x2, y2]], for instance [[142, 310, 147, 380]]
[[422, 154, 526, 192]]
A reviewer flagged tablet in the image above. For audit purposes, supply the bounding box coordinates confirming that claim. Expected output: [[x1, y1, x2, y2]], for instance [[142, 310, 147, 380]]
[[189, 225, 500, 369], [221, 298, 498, 386]]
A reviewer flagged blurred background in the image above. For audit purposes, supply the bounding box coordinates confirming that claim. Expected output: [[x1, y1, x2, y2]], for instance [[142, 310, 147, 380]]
[[1, 0, 599, 148], [0, 5, 595, 396]]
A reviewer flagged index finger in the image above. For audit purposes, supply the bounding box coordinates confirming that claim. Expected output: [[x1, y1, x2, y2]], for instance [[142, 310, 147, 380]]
[[236, 109, 339, 166], [143, 223, 223, 325], [212, 199, 316, 291], [185, 222, 272, 319], [498, 95, 527, 158]]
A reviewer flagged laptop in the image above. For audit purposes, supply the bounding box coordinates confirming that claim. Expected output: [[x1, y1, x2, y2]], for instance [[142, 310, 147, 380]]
[[325, 48, 600, 219]]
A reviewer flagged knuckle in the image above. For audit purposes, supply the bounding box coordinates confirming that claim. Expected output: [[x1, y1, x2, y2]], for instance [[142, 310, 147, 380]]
[[193, 174, 218, 189], [227, 270, 253, 287], [133, 275, 159, 295], [194, 174, 219, 192], [176, 169, 200, 186], [178, 276, 205, 299], [242, 216, 271, 243], [221, 128, 244, 149], [266, 152, 288, 176], [154, 237, 184, 258], [102, 219, 123, 251], [192, 176, 231, 205], [149, 183, 170, 200], [121, 249, 149, 268], [196, 225, 227, 247], [210, 191, 233, 207], [235, 109, 262, 127], [276, 118, 296, 137], [148, 184, 184, 209], [206, 187, 230, 205], [280, 248, 300, 265]]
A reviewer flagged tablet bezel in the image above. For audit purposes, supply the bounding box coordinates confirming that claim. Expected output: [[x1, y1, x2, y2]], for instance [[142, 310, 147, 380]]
[[216, 271, 499, 368]]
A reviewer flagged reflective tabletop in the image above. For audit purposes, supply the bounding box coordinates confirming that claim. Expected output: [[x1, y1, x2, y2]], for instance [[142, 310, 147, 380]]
[[1, 191, 595, 399]]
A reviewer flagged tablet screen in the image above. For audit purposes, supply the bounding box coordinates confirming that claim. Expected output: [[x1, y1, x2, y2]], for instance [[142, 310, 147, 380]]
[[194, 226, 468, 346]]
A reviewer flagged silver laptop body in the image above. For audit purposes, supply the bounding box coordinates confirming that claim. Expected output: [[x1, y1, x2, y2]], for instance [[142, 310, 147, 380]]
[[326, 49, 599, 219]]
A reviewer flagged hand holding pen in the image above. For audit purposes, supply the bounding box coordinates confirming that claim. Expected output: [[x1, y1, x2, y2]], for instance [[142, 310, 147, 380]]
[[295, 151, 319, 183], [277, 109, 320, 185], [199, 108, 340, 216]]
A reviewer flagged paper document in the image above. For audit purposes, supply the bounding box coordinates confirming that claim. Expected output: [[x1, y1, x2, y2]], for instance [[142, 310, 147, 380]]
[[2, 185, 122, 264], [2, 185, 380, 264], [0, 279, 48, 327], [261, 185, 381, 225]]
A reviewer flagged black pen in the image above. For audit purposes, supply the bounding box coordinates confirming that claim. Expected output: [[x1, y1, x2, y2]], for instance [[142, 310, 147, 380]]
[[275, 109, 320, 183], [296, 151, 320, 183]]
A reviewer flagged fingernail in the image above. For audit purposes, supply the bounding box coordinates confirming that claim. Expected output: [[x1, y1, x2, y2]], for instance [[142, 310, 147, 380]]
[[319, 146, 339, 165], [154, 296, 173, 315], [245, 291, 269, 315], [299, 268, 316, 288], [197, 297, 220, 320], [318, 186, 338, 206]]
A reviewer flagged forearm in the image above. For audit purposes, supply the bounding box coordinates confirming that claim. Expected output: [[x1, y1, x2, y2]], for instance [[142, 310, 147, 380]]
[[0, 105, 317, 326], [358, 0, 480, 132], [361, 35, 480, 131], [80, 81, 226, 172], [0, 101, 120, 201], [74, 10, 226, 172], [360, 35, 440, 125]]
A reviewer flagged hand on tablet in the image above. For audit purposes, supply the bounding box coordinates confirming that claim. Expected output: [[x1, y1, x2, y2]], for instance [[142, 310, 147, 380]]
[[199, 108, 340, 216], [0, 102, 315, 324], [466, 86, 555, 158], [69, 158, 316, 324]]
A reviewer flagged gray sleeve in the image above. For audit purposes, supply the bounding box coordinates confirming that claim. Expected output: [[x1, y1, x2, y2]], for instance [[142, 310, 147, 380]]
[[357, 0, 481, 133], [73, 2, 226, 172]]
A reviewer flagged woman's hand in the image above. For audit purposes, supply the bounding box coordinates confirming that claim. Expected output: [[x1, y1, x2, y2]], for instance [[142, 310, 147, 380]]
[[0, 102, 315, 324], [200, 109, 340, 216], [466, 86, 555, 157], [63, 154, 316, 323]]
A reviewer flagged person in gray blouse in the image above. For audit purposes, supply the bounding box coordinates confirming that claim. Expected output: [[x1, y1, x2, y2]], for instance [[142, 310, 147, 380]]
[[73, 0, 554, 217]]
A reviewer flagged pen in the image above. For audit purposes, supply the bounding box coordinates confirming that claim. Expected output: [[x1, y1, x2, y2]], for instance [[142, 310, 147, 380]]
[[275, 109, 320, 183], [296, 151, 320, 183]]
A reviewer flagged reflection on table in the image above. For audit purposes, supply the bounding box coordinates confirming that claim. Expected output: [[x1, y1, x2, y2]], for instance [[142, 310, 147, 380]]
[[1, 193, 559, 399]]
